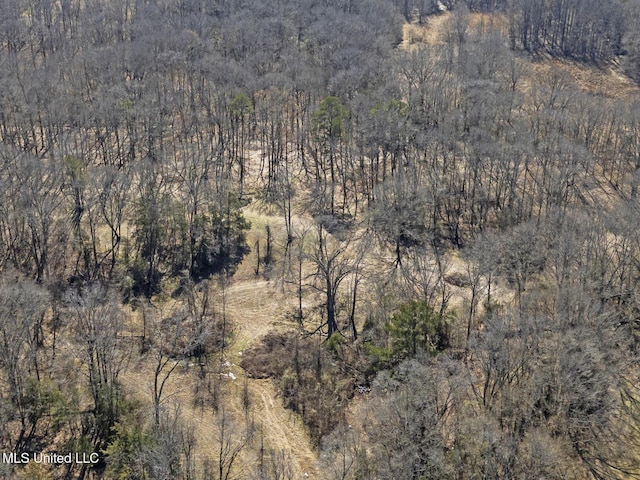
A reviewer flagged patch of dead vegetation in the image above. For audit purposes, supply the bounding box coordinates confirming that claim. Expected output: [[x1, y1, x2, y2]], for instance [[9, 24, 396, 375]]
[[241, 332, 357, 445], [529, 58, 640, 100], [400, 12, 451, 50], [402, 10, 639, 101]]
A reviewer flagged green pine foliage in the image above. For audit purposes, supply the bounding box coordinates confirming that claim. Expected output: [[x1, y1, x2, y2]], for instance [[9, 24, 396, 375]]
[[366, 300, 450, 373]]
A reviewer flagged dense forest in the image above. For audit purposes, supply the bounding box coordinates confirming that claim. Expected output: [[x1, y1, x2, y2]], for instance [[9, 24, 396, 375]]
[[2, 0, 640, 478]]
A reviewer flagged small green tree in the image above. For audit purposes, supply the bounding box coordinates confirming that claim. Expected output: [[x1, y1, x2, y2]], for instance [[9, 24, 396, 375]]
[[132, 191, 166, 297], [228, 93, 254, 192], [312, 96, 350, 214], [194, 193, 250, 278], [313, 96, 349, 145], [386, 300, 449, 359], [104, 417, 154, 480], [366, 300, 450, 371]]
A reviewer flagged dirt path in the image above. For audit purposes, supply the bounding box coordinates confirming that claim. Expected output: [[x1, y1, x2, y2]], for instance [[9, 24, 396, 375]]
[[225, 279, 281, 353], [119, 273, 318, 477], [117, 208, 318, 477], [248, 379, 317, 476], [223, 256, 318, 476]]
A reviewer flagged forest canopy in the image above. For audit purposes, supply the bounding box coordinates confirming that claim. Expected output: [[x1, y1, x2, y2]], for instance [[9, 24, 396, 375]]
[[2, 0, 640, 479]]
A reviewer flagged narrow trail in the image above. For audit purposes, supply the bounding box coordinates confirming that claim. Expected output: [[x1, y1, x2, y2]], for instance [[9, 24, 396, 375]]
[[117, 208, 318, 477], [224, 271, 318, 476], [225, 279, 281, 353], [119, 274, 318, 477], [249, 379, 317, 476]]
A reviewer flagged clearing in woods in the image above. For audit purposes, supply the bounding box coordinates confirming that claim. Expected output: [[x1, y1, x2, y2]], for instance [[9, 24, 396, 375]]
[[118, 9, 640, 479], [120, 210, 318, 477]]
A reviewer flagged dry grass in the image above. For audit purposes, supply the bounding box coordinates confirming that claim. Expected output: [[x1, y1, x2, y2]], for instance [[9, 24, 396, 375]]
[[116, 205, 320, 477], [116, 12, 640, 478], [401, 9, 639, 101], [527, 58, 639, 100], [400, 13, 451, 50]]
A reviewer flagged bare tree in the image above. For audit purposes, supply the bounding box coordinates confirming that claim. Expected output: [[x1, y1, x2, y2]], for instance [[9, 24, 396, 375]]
[[307, 219, 366, 339], [66, 284, 128, 452], [0, 276, 50, 451], [205, 405, 253, 480]]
